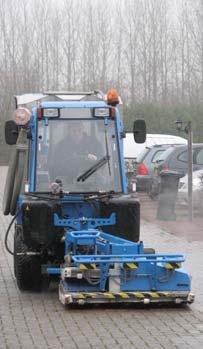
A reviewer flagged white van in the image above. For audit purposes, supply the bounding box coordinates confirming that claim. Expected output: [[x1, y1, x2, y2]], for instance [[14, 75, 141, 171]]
[[123, 133, 187, 159]]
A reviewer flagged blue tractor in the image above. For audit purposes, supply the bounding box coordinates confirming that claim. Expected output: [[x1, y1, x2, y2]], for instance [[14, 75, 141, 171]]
[[3, 90, 194, 305]]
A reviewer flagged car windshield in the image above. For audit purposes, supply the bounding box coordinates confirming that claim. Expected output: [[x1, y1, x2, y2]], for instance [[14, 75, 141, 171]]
[[35, 116, 122, 193]]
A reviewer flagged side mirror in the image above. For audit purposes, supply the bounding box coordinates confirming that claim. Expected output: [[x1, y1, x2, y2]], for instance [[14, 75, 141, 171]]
[[4, 120, 19, 145], [133, 119, 146, 144]]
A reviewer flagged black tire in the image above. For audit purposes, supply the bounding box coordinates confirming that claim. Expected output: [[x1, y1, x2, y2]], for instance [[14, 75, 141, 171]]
[[100, 196, 140, 242], [127, 203, 140, 242], [13, 226, 18, 277], [15, 231, 42, 291]]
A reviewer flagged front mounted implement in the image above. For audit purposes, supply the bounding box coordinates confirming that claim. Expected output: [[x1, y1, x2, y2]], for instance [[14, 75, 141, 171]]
[[46, 215, 194, 306]]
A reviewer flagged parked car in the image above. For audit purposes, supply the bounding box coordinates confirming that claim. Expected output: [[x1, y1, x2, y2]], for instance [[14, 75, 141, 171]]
[[149, 143, 203, 198], [177, 169, 203, 209], [131, 144, 180, 191], [154, 143, 203, 175], [124, 133, 187, 160]]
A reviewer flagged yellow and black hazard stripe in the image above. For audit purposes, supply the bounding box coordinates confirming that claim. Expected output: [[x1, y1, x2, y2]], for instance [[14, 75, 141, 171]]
[[76, 291, 157, 300], [123, 262, 138, 269], [79, 262, 140, 270], [103, 292, 116, 299], [116, 292, 130, 299], [79, 263, 97, 270], [71, 291, 189, 301], [165, 262, 181, 270]]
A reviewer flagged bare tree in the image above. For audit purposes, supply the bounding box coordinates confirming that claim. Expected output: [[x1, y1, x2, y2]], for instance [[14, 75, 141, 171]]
[[0, 0, 203, 132]]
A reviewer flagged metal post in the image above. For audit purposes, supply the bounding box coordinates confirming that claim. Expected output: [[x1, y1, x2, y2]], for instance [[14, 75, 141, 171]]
[[187, 121, 193, 221]]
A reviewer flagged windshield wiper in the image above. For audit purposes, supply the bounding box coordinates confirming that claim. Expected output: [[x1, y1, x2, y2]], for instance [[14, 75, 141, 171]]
[[104, 128, 111, 176], [77, 155, 110, 182]]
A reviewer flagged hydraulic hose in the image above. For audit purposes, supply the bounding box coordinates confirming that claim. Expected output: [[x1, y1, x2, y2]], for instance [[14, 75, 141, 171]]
[[4, 210, 40, 257], [4, 213, 17, 256]]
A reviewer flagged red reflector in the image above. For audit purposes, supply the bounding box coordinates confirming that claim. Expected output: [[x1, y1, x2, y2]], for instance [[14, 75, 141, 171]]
[[111, 107, 116, 119], [37, 108, 42, 119], [138, 163, 148, 175]]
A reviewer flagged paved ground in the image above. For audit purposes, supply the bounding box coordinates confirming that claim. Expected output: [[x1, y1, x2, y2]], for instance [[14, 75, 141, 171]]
[[1, 166, 203, 349], [139, 192, 203, 242]]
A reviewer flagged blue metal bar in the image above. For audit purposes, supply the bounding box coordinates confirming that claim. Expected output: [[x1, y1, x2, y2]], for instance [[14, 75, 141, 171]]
[[114, 109, 127, 193], [54, 213, 116, 229], [40, 101, 107, 108], [47, 268, 61, 275], [30, 109, 38, 191], [66, 230, 100, 249], [72, 254, 185, 264], [98, 232, 138, 245], [69, 231, 100, 238]]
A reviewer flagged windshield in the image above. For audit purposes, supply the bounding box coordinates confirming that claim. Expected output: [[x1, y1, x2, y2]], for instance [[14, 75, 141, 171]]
[[36, 116, 122, 193]]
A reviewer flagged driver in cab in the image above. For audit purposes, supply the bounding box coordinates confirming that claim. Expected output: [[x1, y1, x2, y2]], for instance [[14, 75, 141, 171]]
[[49, 122, 103, 183]]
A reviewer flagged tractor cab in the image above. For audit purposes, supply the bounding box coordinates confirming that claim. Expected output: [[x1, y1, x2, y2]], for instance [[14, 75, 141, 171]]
[[36, 102, 122, 194], [5, 90, 145, 198]]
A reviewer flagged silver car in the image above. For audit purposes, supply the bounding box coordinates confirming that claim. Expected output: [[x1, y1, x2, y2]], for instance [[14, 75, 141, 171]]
[[178, 169, 203, 209]]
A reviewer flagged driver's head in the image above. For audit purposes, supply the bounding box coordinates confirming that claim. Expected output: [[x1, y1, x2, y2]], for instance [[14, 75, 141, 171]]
[[69, 122, 83, 143]]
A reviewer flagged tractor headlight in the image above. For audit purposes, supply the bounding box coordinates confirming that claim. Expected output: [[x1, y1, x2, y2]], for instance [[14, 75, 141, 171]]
[[13, 107, 31, 125], [43, 108, 60, 118], [93, 108, 110, 118]]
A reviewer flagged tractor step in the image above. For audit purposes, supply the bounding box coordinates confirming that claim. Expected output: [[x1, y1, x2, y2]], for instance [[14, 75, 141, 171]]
[[59, 283, 195, 306]]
